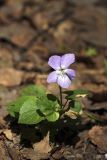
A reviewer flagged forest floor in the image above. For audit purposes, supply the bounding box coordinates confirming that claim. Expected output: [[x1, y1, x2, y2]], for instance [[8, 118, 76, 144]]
[[0, 0, 107, 159]]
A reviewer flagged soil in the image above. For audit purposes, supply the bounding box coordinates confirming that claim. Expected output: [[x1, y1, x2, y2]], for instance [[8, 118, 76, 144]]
[[0, 0, 107, 160]]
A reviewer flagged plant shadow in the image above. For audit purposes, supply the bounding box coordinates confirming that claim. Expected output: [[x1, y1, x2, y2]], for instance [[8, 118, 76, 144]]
[[4, 114, 96, 149]]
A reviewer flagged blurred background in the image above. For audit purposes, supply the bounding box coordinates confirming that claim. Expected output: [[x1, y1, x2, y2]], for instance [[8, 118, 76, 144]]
[[0, 0, 107, 102], [0, 0, 107, 159]]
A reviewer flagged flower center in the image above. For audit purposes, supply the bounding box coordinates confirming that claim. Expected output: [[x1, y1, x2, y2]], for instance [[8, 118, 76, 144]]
[[56, 68, 66, 76]]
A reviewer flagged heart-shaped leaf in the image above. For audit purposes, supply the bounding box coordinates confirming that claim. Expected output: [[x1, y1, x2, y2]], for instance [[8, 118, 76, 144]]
[[8, 96, 32, 116], [19, 96, 44, 124], [21, 85, 46, 97]]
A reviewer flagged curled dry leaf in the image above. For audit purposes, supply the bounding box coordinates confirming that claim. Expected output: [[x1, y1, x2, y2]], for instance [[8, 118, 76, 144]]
[[88, 126, 107, 152], [33, 131, 52, 154], [3, 129, 13, 141], [65, 110, 78, 119]]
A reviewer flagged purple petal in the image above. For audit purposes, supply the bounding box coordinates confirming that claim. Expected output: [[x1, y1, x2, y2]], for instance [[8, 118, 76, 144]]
[[57, 75, 71, 88], [65, 69, 76, 80], [47, 71, 58, 83], [48, 55, 61, 70], [61, 53, 75, 69]]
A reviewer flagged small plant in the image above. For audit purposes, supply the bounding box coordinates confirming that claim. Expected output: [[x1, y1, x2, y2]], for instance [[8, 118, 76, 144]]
[[85, 48, 97, 57], [8, 54, 86, 124], [8, 53, 92, 146]]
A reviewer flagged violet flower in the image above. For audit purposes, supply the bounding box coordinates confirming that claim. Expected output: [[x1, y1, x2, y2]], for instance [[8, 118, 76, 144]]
[[47, 53, 76, 88]]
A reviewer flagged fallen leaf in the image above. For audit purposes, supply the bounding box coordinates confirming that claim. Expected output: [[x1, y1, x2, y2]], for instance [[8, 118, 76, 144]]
[[0, 68, 23, 86], [3, 129, 13, 141], [88, 126, 107, 152], [21, 148, 49, 160], [0, 117, 6, 128], [65, 110, 78, 119], [33, 131, 52, 154], [76, 94, 87, 98], [0, 141, 10, 160], [0, 22, 36, 47]]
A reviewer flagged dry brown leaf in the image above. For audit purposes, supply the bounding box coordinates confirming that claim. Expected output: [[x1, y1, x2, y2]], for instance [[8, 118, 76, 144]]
[[88, 126, 107, 152], [3, 129, 13, 141], [0, 141, 10, 160], [0, 117, 6, 128], [0, 22, 36, 47], [33, 131, 52, 154], [21, 148, 49, 160], [65, 110, 77, 119], [0, 68, 23, 86]]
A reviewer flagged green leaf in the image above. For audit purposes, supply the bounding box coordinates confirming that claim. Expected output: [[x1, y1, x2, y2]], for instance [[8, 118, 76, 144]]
[[46, 112, 59, 122], [69, 101, 82, 113], [47, 94, 59, 102], [64, 89, 89, 100], [7, 96, 31, 116], [9, 111, 19, 118], [8, 85, 60, 124], [21, 85, 46, 97], [85, 48, 97, 57], [19, 96, 44, 124], [19, 94, 60, 124], [36, 95, 60, 116]]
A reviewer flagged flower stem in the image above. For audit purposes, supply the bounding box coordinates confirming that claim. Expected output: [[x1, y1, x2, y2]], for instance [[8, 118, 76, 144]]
[[59, 86, 62, 108]]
